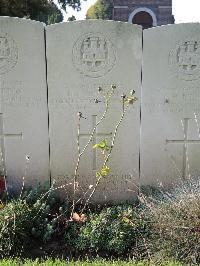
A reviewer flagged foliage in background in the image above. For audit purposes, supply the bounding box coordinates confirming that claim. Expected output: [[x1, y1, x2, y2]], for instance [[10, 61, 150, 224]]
[[86, 0, 113, 20], [0, 0, 85, 24], [68, 15, 76, 21], [0, 0, 62, 24], [56, 0, 86, 12]]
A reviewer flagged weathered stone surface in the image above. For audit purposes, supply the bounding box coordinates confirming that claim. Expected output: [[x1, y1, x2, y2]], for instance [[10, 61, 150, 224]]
[[141, 23, 200, 186], [47, 20, 142, 203], [0, 17, 49, 189]]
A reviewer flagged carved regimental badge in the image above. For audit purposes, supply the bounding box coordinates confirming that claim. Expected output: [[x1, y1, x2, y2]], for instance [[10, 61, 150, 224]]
[[73, 33, 116, 78], [169, 41, 200, 81], [0, 33, 18, 75]]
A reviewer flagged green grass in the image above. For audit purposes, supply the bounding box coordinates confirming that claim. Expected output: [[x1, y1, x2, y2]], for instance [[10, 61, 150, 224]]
[[0, 259, 183, 266]]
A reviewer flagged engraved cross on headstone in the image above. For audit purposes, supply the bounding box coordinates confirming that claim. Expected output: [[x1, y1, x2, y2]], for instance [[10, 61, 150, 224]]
[[166, 118, 200, 179], [80, 115, 112, 170], [0, 113, 22, 174]]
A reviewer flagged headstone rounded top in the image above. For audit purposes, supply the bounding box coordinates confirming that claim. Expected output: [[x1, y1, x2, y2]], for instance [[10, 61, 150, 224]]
[[143, 22, 200, 32], [46, 19, 142, 32], [72, 32, 116, 78], [0, 16, 45, 26]]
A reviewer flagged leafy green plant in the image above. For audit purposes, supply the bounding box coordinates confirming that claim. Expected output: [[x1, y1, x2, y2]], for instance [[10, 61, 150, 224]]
[[0, 185, 66, 256], [65, 205, 151, 258], [93, 139, 110, 152]]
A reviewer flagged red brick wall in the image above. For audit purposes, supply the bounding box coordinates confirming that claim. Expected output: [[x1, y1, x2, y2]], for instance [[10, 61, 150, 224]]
[[113, 0, 173, 26]]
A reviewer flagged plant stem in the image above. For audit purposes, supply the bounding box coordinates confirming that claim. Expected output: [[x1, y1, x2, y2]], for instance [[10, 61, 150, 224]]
[[80, 87, 115, 157], [71, 86, 115, 215], [71, 114, 81, 218], [82, 104, 129, 211]]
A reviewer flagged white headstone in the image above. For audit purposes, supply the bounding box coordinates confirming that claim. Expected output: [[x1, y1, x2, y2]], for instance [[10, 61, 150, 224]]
[[0, 17, 50, 189], [47, 20, 142, 203], [141, 24, 200, 186]]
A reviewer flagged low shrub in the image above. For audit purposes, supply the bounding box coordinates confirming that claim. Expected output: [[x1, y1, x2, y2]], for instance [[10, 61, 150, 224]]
[[146, 179, 200, 264], [65, 205, 152, 258], [0, 179, 199, 264], [0, 258, 184, 265], [65, 179, 200, 264], [0, 185, 66, 257]]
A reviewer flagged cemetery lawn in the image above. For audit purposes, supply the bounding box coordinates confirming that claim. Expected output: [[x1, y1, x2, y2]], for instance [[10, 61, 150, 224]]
[[0, 259, 183, 265]]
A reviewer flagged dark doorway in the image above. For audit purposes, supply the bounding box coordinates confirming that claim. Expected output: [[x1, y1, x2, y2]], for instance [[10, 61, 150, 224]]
[[132, 11, 153, 29]]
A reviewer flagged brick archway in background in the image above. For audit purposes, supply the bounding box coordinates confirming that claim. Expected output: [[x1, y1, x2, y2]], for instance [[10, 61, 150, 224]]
[[128, 7, 157, 28]]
